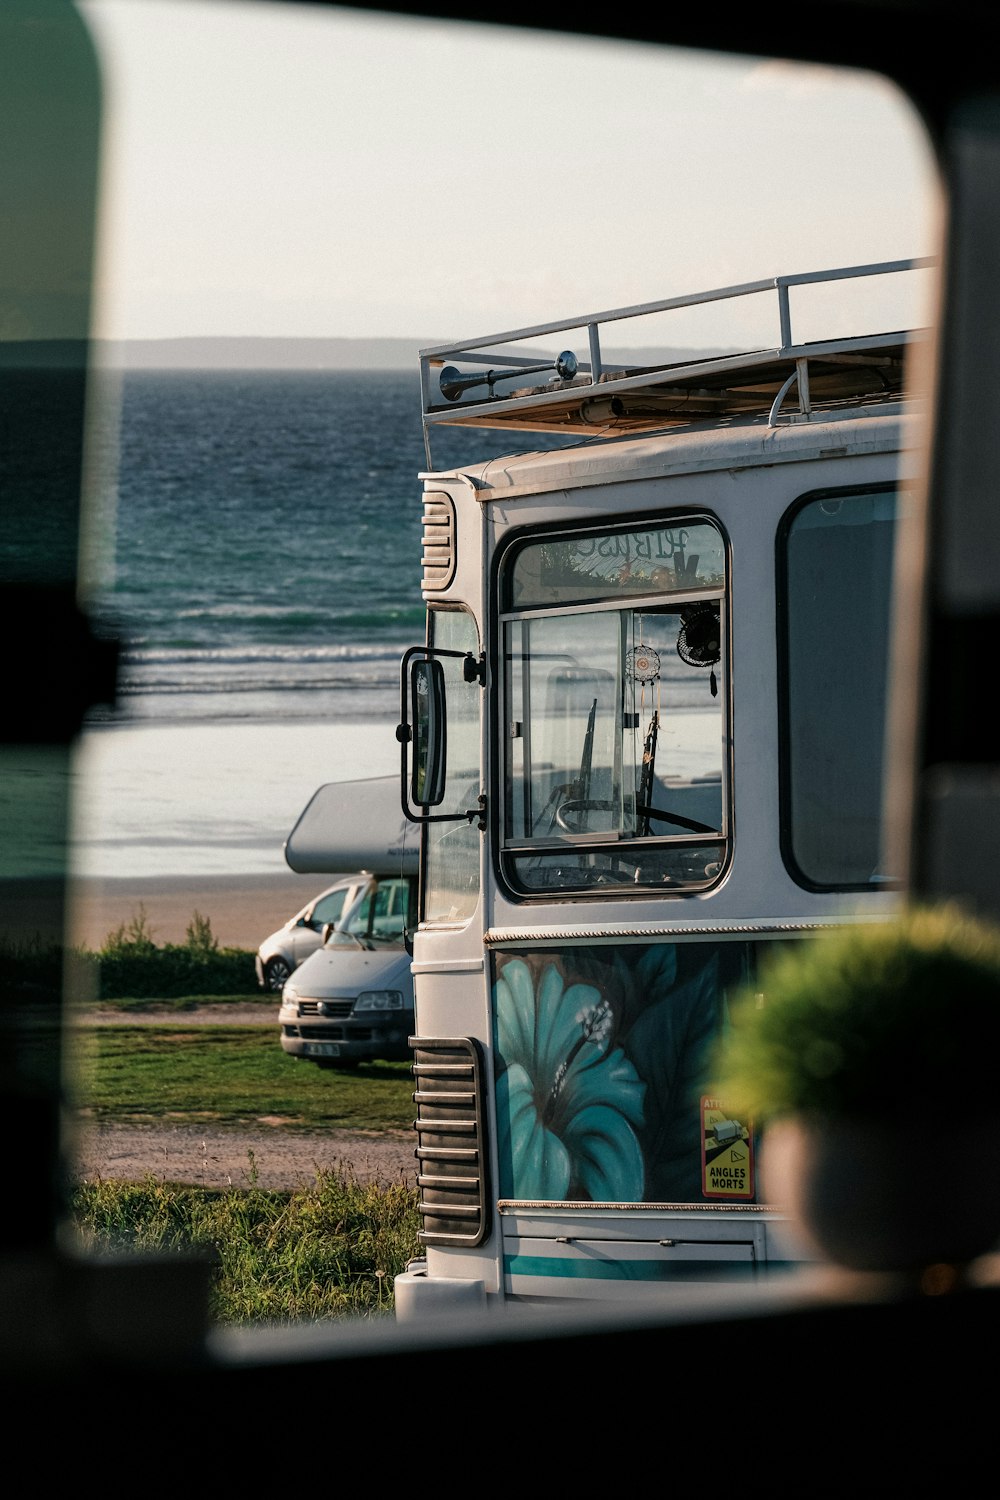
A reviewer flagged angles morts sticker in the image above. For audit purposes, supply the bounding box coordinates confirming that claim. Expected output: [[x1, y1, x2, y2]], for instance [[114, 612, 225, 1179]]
[[701, 1095, 754, 1200]]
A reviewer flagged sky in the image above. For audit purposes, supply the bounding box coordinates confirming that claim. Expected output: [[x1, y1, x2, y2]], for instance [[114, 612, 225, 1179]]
[[76, 0, 940, 351]]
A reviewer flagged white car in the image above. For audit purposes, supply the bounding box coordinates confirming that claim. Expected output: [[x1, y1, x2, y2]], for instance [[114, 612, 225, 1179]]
[[278, 872, 417, 1068], [255, 874, 371, 993]]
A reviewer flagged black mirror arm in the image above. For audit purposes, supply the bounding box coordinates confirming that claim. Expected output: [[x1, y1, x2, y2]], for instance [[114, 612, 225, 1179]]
[[463, 652, 487, 685], [465, 793, 488, 831]]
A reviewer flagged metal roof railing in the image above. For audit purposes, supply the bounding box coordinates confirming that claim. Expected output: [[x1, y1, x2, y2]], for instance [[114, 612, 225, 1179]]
[[417, 257, 936, 467]]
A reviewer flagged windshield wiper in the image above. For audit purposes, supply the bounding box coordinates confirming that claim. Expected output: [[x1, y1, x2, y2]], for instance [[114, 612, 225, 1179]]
[[633, 708, 719, 834]]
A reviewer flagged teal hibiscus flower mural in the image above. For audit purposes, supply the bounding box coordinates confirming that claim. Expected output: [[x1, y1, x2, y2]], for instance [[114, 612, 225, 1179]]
[[495, 958, 646, 1201]]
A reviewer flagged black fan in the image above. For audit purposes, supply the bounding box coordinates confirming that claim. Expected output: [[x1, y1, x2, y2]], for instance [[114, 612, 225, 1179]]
[[677, 603, 720, 696]]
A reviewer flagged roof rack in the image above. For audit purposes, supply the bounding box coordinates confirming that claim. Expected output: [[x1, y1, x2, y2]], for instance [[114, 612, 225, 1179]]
[[418, 257, 935, 468]]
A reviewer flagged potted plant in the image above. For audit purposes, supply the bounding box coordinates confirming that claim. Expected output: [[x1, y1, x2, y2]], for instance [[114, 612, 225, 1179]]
[[710, 903, 1000, 1278]]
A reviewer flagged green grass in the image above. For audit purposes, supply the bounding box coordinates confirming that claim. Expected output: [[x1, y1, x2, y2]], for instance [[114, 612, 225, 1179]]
[[18, 916, 425, 1325], [71, 1168, 421, 1324], [69, 1023, 415, 1130], [67, 1010, 422, 1324]]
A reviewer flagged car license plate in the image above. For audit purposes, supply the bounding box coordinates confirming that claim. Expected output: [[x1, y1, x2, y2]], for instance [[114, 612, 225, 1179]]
[[305, 1042, 340, 1057]]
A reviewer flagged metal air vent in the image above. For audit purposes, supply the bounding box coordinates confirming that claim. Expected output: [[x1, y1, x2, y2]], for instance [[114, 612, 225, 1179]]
[[420, 491, 456, 593], [410, 1035, 490, 1247]]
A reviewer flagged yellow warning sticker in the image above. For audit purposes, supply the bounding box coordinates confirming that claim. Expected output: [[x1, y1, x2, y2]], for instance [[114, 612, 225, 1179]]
[[701, 1096, 754, 1200]]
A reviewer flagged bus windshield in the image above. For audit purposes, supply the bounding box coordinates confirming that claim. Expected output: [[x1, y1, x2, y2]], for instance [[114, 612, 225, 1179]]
[[501, 518, 727, 894]]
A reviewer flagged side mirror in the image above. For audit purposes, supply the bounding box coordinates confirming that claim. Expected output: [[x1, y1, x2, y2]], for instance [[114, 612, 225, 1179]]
[[398, 644, 482, 827], [321, 922, 334, 944], [411, 656, 447, 807]]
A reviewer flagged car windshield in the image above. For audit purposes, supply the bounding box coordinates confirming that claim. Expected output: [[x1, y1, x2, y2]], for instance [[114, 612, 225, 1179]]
[[327, 876, 412, 949], [307, 886, 352, 928]]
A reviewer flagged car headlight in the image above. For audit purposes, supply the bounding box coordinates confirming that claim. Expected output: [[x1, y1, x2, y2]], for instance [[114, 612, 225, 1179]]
[[354, 989, 404, 1011], [283, 985, 299, 1002]]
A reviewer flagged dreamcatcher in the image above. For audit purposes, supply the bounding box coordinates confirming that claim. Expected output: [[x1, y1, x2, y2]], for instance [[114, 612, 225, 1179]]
[[677, 602, 720, 697], [625, 643, 661, 689], [625, 636, 662, 736]]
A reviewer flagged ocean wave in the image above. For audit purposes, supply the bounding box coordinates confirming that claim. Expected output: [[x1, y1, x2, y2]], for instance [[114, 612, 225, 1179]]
[[122, 641, 411, 666], [115, 675, 400, 696], [116, 641, 407, 703], [117, 613, 425, 649], [168, 603, 426, 627]]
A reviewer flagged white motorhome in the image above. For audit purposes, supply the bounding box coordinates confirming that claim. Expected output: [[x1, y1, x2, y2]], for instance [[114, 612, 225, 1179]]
[[393, 258, 930, 1318], [276, 775, 419, 1068]]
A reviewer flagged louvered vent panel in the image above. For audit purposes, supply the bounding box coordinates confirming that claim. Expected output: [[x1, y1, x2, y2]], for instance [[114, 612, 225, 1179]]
[[410, 1035, 489, 1247], [421, 492, 456, 593]]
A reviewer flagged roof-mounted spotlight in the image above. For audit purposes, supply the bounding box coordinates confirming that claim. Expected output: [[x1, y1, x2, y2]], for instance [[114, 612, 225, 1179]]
[[439, 349, 579, 402], [580, 395, 625, 424]]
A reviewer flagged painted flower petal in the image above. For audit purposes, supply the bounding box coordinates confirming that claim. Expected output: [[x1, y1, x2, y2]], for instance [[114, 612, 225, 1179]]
[[563, 1101, 646, 1200], [559, 1044, 647, 1128], [495, 958, 648, 1202], [497, 1062, 572, 1199], [496, 959, 541, 1065], [534, 969, 605, 1077]]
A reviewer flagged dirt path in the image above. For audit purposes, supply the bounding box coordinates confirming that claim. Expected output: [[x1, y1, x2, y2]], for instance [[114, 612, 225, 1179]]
[[75, 1002, 277, 1026], [71, 1003, 419, 1191], [72, 1120, 419, 1191]]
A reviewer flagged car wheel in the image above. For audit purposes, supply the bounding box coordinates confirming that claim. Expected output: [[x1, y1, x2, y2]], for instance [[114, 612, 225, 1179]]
[[264, 956, 293, 992]]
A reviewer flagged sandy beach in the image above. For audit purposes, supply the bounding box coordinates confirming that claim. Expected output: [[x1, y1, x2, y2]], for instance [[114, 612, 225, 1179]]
[[67, 870, 350, 953]]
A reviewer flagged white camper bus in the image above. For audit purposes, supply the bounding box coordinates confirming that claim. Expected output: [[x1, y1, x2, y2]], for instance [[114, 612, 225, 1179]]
[[393, 258, 930, 1317]]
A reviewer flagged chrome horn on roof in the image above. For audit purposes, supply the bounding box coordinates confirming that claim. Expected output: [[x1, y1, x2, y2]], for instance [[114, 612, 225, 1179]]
[[439, 349, 579, 402]]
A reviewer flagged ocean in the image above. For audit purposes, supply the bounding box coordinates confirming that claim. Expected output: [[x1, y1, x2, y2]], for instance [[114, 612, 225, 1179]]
[[70, 368, 563, 880]]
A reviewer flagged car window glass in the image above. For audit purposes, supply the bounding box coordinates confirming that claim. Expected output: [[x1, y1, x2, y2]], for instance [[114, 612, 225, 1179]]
[[311, 889, 349, 926], [339, 892, 374, 936]]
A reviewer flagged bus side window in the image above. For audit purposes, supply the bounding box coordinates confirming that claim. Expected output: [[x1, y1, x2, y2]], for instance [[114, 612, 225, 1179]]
[[780, 487, 900, 890]]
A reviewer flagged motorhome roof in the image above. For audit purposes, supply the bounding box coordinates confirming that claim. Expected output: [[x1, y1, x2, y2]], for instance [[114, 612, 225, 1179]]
[[447, 401, 921, 503], [283, 775, 419, 876], [418, 257, 934, 467]]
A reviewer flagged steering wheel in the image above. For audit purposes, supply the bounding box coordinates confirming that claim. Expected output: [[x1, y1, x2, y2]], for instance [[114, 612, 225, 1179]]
[[553, 798, 618, 833]]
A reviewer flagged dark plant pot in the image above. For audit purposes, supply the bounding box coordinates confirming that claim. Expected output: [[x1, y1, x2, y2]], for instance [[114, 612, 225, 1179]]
[[760, 1115, 1000, 1273]]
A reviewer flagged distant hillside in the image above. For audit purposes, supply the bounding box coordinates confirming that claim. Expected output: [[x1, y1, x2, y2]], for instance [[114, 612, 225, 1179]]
[[2, 336, 739, 372], [94, 337, 429, 370]]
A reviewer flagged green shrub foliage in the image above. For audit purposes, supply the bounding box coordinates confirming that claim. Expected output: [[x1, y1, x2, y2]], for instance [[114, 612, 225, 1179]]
[[0, 938, 66, 1001], [710, 901, 1000, 1124], [1, 907, 258, 1001], [96, 942, 255, 999], [90, 905, 255, 997]]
